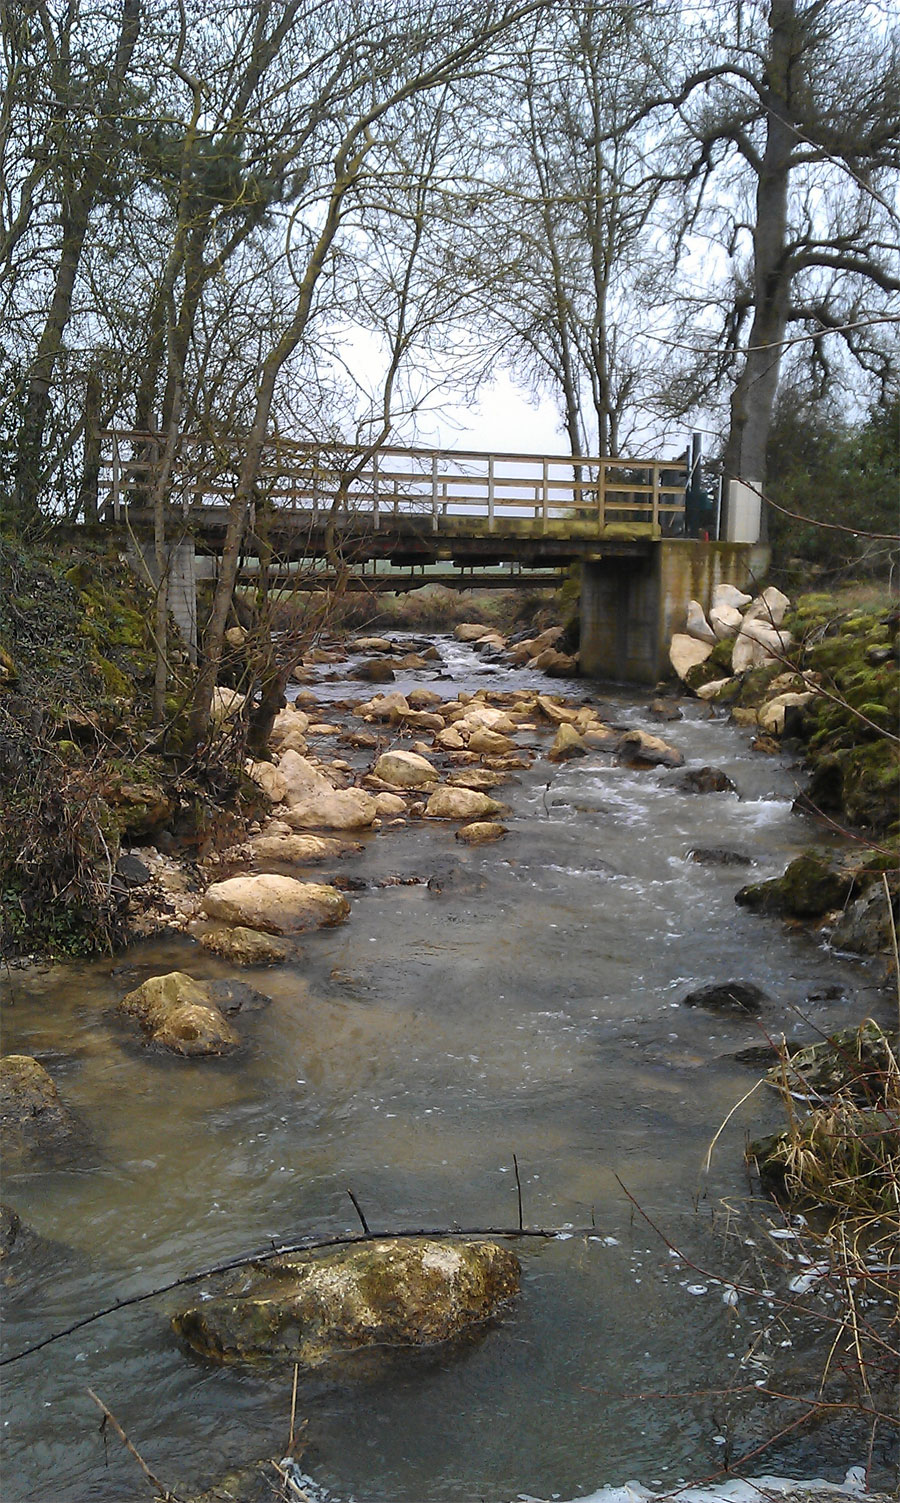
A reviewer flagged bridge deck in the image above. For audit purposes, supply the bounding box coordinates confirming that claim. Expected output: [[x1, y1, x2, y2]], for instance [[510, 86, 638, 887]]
[[100, 432, 688, 572]]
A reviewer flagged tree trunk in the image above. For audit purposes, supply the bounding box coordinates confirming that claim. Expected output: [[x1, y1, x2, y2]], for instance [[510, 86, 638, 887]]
[[722, 0, 797, 528], [13, 0, 141, 522]]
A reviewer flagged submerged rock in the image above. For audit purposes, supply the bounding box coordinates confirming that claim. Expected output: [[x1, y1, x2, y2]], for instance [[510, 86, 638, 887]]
[[681, 981, 769, 1015], [0, 1055, 79, 1155], [424, 786, 504, 820], [687, 846, 752, 867], [672, 765, 737, 795], [197, 925, 294, 967], [202, 874, 350, 934], [118, 972, 240, 1056], [172, 1237, 521, 1368], [455, 821, 507, 845]]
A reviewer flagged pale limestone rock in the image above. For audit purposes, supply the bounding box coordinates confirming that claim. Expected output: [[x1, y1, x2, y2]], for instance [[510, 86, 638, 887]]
[[118, 973, 239, 1056], [350, 636, 395, 654], [548, 723, 587, 762], [210, 686, 245, 723], [709, 603, 744, 639], [399, 710, 444, 731], [467, 727, 516, 756], [535, 694, 580, 725], [373, 792, 407, 817], [355, 691, 410, 722], [460, 705, 518, 735], [455, 821, 508, 844], [406, 688, 443, 709], [454, 622, 493, 642], [757, 691, 814, 735], [711, 583, 752, 611], [202, 875, 349, 934], [373, 750, 438, 788], [529, 648, 578, 676], [685, 600, 717, 644], [744, 585, 791, 627], [669, 634, 713, 681], [435, 726, 467, 751], [619, 729, 684, 768], [244, 760, 287, 804], [249, 833, 358, 864], [280, 788, 378, 830], [732, 620, 793, 674], [224, 625, 247, 649], [694, 677, 736, 701], [424, 786, 504, 820], [278, 750, 336, 806], [475, 632, 506, 653]]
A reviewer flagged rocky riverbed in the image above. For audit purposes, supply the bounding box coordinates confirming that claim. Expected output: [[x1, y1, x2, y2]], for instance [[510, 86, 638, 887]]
[[1, 621, 897, 1501]]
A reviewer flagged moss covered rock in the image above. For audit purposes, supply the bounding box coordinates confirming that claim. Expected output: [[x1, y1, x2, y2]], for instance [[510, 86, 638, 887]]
[[173, 1237, 521, 1367], [735, 850, 855, 919]]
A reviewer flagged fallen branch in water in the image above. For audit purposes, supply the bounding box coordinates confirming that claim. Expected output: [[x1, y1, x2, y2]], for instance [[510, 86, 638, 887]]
[[88, 1387, 183, 1501], [2, 1220, 578, 1367]]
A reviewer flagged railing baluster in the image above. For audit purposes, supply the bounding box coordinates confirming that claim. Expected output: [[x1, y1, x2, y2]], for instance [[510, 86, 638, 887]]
[[488, 455, 495, 533], [651, 463, 660, 533], [372, 453, 379, 530], [542, 457, 549, 532], [432, 454, 440, 531]]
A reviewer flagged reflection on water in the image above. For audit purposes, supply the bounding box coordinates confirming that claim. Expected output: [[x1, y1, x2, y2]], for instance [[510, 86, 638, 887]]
[[1, 639, 893, 1501]]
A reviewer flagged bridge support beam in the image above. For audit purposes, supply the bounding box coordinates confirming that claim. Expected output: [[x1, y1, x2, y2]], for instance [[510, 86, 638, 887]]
[[128, 539, 200, 663], [579, 539, 770, 684]]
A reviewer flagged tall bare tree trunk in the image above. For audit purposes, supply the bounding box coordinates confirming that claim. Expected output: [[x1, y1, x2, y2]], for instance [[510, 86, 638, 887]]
[[722, 0, 797, 531], [13, 0, 140, 522]]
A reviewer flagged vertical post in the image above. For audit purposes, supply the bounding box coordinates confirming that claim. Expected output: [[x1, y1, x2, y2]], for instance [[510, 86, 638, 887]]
[[487, 454, 495, 533], [599, 460, 606, 529], [651, 463, 660, 533], [372, 452, 380, 530], [432, 453, 440, 532], [542, 457, 549, 532], [111, 432, 122, 523]]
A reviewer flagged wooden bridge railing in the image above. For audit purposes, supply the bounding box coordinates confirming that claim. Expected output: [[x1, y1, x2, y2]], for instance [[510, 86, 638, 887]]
[[98, 431, 689, 535]]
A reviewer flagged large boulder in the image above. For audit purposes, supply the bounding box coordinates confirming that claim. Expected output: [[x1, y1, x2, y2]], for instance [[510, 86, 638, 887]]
[[354, 659, 396, 683], [355, 691, 410, 722], [454, 623, 493, 642], [669, 634, 713, 681], [460, 706, 518, 735], [202, 874, 350, 933], [672, 765, 737, 795], [732, 621, 792, 673], [281, 788, 378, 830], [172, 1237, 520, 1368], [373, 750, 438, 788], [118, 973, 239, 1055], [425, 787, 504, 820], [535, 694, 580, 726], [210, 687, 245, 724]]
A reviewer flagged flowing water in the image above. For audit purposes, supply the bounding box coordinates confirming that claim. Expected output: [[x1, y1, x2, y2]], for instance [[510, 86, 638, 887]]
[[1, 637, 894, 1501]]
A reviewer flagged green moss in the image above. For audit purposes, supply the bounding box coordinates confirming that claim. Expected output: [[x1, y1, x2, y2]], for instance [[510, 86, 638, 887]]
[[91, 650, 132, 697], [735, 851, 855, 919]]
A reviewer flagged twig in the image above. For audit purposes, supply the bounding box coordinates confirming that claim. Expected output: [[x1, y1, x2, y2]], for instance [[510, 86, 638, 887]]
[[87, 1388, 181, 1501], [513, 1153, 524, 1232], [346, 1188, 371, 1235], [884, 873, 900, 1040]]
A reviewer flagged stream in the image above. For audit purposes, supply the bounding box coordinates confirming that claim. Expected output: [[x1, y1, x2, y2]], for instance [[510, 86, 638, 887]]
[[1, 635, 894, 1502]]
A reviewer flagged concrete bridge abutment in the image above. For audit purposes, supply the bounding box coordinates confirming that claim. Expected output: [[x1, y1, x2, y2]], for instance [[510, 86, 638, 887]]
[[579, 539, 770, 685]]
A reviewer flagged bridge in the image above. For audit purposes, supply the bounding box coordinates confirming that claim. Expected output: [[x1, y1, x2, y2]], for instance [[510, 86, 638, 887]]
[[98, 430, 765, 683]]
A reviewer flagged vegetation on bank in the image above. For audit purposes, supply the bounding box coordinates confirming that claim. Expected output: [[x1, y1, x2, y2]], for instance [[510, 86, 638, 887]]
[[0, 536, 256, 958]]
